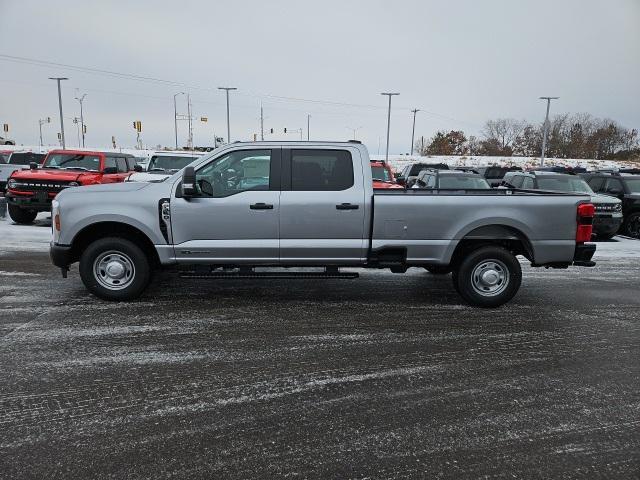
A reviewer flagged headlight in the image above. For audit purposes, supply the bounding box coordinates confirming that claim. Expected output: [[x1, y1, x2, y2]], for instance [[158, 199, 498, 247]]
[[68, 181, 79, 187], [7, 178, 17, 189]]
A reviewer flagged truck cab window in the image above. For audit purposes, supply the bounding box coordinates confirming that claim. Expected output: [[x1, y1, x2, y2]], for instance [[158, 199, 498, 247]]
[[291, 149, 353, 191], [195, 149, 271, 197], [116, 158, 129, 173]]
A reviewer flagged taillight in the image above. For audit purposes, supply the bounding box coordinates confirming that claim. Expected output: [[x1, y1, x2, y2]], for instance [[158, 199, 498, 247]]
[[576, 203, 594, 243], [54, 214, 61, 232]]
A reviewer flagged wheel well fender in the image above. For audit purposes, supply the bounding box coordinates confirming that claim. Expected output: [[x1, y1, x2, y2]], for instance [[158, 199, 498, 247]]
[[447, 224, 534, 266]]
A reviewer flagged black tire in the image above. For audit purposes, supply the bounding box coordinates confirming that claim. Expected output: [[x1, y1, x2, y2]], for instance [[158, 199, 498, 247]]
[[8, 204, 37, 224], [424, 265, 452, 275], [623, 212, 640, 238], [452, 246, 522, 308], [595, 231, 616, 241], [79, 237, 151, 301]]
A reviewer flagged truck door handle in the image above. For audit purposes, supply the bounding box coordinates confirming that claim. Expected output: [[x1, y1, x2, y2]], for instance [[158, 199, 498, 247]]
[[250, 203, 274, 210], [336, 203, 359, 210]]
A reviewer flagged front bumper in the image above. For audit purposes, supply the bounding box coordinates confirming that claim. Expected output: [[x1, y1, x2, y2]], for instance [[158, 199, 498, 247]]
[[50, 242, 73, 269], [6, 192, 54, 212], [573, 243, 596, 267], [593, 214, 623, 235]]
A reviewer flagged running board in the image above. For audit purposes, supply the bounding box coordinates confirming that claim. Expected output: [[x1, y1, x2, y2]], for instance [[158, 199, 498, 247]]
[[179, 270, 359, 279]]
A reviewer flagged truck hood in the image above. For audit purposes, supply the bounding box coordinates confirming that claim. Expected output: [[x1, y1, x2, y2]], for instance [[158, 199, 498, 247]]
[[9, 168, 87, 182], [590, 193, 621, 205], [60, 181, 149, 194]]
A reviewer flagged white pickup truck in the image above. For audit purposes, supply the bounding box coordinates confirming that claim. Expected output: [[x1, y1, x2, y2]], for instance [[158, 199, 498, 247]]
[[50, 141, 596, 307]]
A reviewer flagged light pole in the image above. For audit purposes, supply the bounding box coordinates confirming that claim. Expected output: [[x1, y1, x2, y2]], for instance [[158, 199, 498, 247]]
[[38, 117, 51, 147], [410, 108, 420, 155], [307, 114, 311, 141], [381, 92, 399, 162], [539, 96, 559, 167], [173, 92, 185, 149], [75, 91, 87, 147], [49, 77, 68, 149], [345, 126, 363, 140], [218, 87, 237, 143]]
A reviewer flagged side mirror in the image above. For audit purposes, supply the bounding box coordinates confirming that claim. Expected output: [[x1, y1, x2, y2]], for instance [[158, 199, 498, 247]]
[[182, 166, 196, 197], [103, 166, 117, 174], [396, 176, 406, 185], [134, 164, 143, 172], [29, 162, 38, 170]]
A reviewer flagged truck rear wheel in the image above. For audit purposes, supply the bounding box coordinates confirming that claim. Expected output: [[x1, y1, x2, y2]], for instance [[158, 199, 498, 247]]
[[79, 237, 151, 301], [452, 246, 521, 308], [8, 204, 37, 224], [623, 212, 640, 238]]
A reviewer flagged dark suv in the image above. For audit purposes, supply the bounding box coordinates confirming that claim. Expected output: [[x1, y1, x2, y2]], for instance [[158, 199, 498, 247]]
[[501, 171, 623, 239], [397, 162, 449, 187], [476, 166, 522, 187], [581, 172, 640, 238], [412, 169, 490, 190]]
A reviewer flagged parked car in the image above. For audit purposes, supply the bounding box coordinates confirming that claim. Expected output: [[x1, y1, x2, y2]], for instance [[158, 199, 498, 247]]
[[370, 160, 402, 189], [5, 149, 136, 224], [396, 162, 449, 187], [0, 151, 47, 193], [581, 172, 640, 238], [50, 141, 596, 307], [534, 165, 587, 174], [0, 135, 15, 145], [502, 171, 623, 239], [476, 166, 522, 187], [412, 169, 491, 190], [145, 152, 204, 174]]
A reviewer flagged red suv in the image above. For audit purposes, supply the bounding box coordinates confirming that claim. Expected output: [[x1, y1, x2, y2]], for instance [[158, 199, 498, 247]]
[[6, 149, 136, 224], [371, 160, 402, 189]]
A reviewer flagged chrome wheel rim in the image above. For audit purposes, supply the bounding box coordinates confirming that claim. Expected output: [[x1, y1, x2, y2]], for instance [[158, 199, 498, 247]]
[[471, 259, 509, 297], [93, 250, 135, 290]]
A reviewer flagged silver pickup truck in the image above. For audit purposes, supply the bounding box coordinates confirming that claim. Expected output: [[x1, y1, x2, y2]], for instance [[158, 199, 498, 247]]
[[50, 141, 596, 307]]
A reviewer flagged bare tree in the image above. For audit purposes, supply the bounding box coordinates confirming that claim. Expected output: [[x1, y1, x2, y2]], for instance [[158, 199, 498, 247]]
[[482, 118, 527, 152]]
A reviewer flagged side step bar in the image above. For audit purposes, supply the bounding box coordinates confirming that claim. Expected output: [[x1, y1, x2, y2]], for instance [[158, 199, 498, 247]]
[[179, 268, 359, 280]]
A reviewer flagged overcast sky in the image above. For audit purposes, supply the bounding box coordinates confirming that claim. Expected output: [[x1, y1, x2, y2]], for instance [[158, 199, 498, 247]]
[[1, 0, 638, 152]]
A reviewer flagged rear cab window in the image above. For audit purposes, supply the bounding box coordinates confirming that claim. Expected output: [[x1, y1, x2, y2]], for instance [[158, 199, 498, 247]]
[[291, 149, 353, 191]]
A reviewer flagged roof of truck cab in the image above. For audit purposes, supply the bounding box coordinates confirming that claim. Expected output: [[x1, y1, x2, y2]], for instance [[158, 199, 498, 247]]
[[46, 149, 133, 157]]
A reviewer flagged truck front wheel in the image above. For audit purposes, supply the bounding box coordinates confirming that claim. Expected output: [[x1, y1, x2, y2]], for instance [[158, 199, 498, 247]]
[[452, 246, 522, 308], [79, 237, 151, 301], [8, 204, 37, 224]]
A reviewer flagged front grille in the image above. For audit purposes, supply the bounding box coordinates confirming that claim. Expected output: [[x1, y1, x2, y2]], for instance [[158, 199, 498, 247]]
[[594, 203, 621, 213], [10, 180, 74, 193]]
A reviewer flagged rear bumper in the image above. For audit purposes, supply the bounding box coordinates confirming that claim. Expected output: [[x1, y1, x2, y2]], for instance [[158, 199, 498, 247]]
[[573, 243, 596, 267], [50, 242, 73, 268]]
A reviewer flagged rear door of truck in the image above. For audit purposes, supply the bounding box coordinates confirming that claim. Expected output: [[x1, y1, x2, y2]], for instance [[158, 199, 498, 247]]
[[279, 146, 367, 263]]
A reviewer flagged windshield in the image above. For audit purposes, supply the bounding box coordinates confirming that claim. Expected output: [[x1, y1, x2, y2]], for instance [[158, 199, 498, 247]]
[[624, 178, 640, 193], [537, 176, 593, 193], [43, 153, 101, 171], [148, 155, 197, 171], [439, 175, 490, 189], [371, 165, 391, 182]]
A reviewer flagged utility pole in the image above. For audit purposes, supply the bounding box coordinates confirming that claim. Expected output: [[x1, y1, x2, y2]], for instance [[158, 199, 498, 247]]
[[187, 94, 193, 150], [38, 117, 51, 147], [346, 126, 363, 140], [173, 92, 185, 149], [49, 77, 68, 149], [307, 114, 311, 141], [218, 87, 237, 143], [380, 92, 400, 162], [410, 108, 419, 155], [75, 91, 87, 147], [539, 96, 559, 167], [260, 103, 264, 141]]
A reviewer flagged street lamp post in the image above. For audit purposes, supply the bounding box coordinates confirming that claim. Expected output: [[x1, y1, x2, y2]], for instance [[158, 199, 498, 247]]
[[539, 96, 559, 167], [75, 92, 87, 147], [307, 114, 311, 141], [173, 92, 185, 149], [380, 92, 400, 162], [410, 108, 420, 155], [49, 77, 68, 149], [218, 87, 237, 143]]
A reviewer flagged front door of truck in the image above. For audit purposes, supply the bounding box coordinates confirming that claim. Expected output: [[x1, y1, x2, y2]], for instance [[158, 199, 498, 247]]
[[170, 148, 281, 264], [278, 147, 367, 263]]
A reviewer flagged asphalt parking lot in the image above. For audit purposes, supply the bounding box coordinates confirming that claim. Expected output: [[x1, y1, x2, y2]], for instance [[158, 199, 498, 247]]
[[1, 243, 639, 478]]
